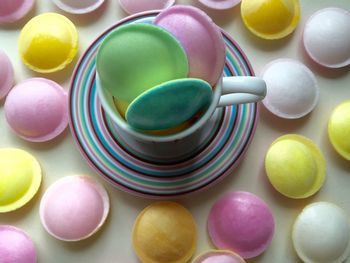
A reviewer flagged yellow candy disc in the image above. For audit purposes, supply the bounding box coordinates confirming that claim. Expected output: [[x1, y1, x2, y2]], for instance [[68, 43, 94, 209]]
[[132, 201, 197, 263], [0, 148, 42, 212], [18, 13, 78, 73], [241, 0, 300, 39], [265, 135, 326, 199], [328, 101, 350, 160]]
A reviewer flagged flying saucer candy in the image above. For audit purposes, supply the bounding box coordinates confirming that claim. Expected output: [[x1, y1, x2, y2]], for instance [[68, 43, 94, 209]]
[[52, 0, 105, 14], [303, 8, 350, 68], [241, 0, 300, 39], [40, 176, 110, 241], [261, 59, 319, 119], [292, 202, 350, 263], [0, 50, 14, 100], [18, 13, 78, 73], [119, 0, 175, 15], [199, 0, 241, 10], [4, 78, 68, 142], [0, 0, 34, 23], [265, 134, 326, 199], [0, 148, 42, 213]]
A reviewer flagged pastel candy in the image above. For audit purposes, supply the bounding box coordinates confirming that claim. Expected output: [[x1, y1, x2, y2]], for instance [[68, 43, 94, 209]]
[[0, 50, 14, 100], [199, 0, 241, 10], [18, 13, 78, 73], [193, 250, 246, 263], [0, 225, 37, 263], [261, 59, 319, 119], [132, 201, 197, 263], [154, 5, 226, 86], [4, 78, 68, 142], [265, 134, 326, 199], [40, 176, 110, 241], [208, 191, 275, 259], [0, 0, 34, 23], [303, 8, 350, 68], [0, 148, 42, 213], [52, 0, 105, 14], [292, 202, 350, 263], [119, 0, 175, 15], [328, 100, 350, 160], [241, 0, 300, 39]]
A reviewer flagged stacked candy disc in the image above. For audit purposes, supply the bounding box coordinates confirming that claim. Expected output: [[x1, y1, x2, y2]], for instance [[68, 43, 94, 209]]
[[96, 5, 226, 133]]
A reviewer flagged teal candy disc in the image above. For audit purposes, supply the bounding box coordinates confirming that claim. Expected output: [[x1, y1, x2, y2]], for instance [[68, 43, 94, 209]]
[[126, 78, 213, 130]]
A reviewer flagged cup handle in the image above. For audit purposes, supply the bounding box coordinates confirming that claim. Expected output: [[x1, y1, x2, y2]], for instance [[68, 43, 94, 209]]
[[218, 76, 267, 107]]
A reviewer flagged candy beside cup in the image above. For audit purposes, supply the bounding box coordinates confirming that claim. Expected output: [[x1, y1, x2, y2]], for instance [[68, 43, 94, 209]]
[[0, 0, 35, 23]]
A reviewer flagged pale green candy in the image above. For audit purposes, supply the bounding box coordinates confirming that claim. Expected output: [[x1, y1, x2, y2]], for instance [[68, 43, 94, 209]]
[[126, 78, 213, 131], [96, 23, 189, 105]]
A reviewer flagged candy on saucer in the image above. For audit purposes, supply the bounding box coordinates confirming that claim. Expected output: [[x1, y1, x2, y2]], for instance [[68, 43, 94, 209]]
[[4, 78, 68, 142], [154, 5, 226, 86], [132, 201, 197, 263], [0, 0, 34, 23], [0, 50, 14, 100], [0, 148, 42, 213], [52, 0, 105, 14], [193, 250, 246, 263], [265, 134, 326, 199], [208, 191, 275, 259], [261, 59, 319, 119], [199, 0, 241, 10], [119, 0, 175, 15], [18, 13, 78, 73], [303, 8, 350, 68], [241, 0, 300, 39], [292, 202, 350, 263], [40, 176, 110, 241], [0, 225, 37, 263], [328, 100, 350, 160]]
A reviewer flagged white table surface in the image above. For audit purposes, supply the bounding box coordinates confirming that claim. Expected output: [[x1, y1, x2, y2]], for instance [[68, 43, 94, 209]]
[[1, 0, 350, 262]]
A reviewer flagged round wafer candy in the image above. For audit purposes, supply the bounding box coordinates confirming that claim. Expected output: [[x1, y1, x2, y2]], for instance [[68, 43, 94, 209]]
[[119, 0, 175, 15], [193, 250, 246, 263], [241, 0, 300, 39], [328, 100, 350, 160], [261, 59, 318, 119], [199, 0, 241, 10], [303, 8, 350, 68], [265, 134, 326, 199], [52, 0, 105, 14], [292, 202, 350, 263], [4, 78, 68, 142], [154, 5, 226, 86], [18, 13, 78, 73], [132, 201, 197, 263], [0, 0, 34, 23], [0, 225, 37, 263], [0, 148, 42, 213], [0, 50, 14, 100], [40, 176, 110, 242], [208, 191, 275, 259]]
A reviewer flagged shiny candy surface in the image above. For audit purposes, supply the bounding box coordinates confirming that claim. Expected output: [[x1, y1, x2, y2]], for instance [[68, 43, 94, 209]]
[[328, 100, 350, 160], [0, 50, 14, 100], [241, 0, 300, 39], [18, 13, 78, 73], [292, 202, 350, 263], [52, 0, 105, 14], [193, 250, 246, 263], [0, 148, 42, 213], [303, 8, 350, 68], [132, 201, 197, 263], [199, 0, 241, 10], [0, 0, 34, 23], [208, 191, 275, 259], [40, 176, 110, 241], [119, 0, 175, 15], [4, 78, 68, 142], [265, 134, 326, 199]]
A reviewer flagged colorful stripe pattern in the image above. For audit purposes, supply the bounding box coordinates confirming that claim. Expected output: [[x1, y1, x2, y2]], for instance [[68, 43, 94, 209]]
[[69, 12, 259, 198]]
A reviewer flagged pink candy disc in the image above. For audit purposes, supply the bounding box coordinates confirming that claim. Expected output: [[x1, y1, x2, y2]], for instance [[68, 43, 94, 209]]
[[4, 78, 68, 142], [52, 0, 105, 14], [0, 50, 14, 100], [155, 5, 226, 86], [199, 0, 241, 10], [0, 225, 37, 263], [119, 0, 175, 15], [208, 191, 275, 259], [0, 0, 34, 23], [40, 176, 110, 242]]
